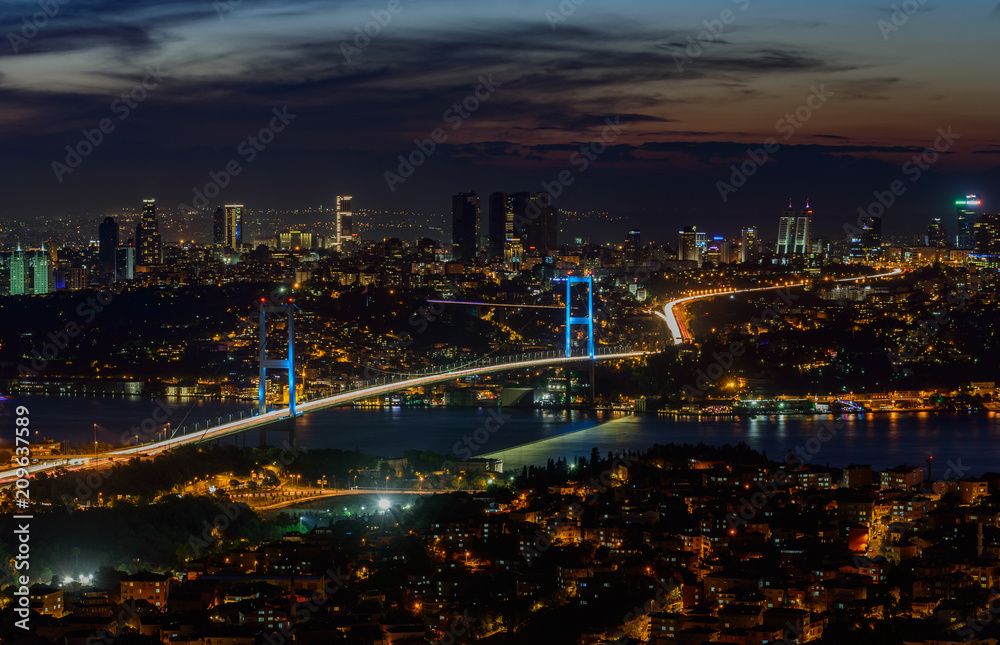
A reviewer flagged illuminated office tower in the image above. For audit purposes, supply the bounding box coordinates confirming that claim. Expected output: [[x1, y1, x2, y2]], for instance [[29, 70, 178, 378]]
[[624, 230, 642, 265], [214, 204, 243, 251], [135, 198, 162, 265], [776, 202, 796, 255], [489, 192, 516, 258], [974, 213, 1000, 263], [956, 195, 981, 249], [451, 192, 479, 261], [9, 244, 28, 295], [861, 216, 882, 258], [741, 226, 759, 263], [793, 201, 813, 255], [335, 195, 353, 251], [678, 226, 700, 264], [776, 200, 812, 255], [33, 245, 53, 294], [925, 218, 947, 247]]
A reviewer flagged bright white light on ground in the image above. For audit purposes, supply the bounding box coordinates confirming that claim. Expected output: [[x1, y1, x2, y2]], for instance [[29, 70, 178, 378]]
[[378, 499, 391, 510]]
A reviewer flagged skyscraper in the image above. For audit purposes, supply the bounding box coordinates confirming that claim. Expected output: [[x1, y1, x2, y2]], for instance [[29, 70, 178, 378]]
[[213, 206, 226, 248], [336, 195, 353, 252], [793, 201, 813, 255], [861, 216, 882, 258], [956, 195, 981, 249], [776, 205, 795, 256], [9, 244, 27, 296], [526, 205, 558, 254], [925, 218, 947, 247], [99, 216, 119, 278], [488, 192, 515, 258], [451, 192, 479, 261], [741, 226, 759, 263], [678, 226, 700, 264], [974, 213, 1000, 262], [214, 204, 243, 251], [33, 246, 53, 295], [776, 201, 812, 256], [625, 230, 642, 265], [136, 198, 162, 265]]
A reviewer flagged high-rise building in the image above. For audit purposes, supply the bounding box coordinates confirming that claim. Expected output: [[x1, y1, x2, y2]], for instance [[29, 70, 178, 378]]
[[98, 216, 119, 278], [508, 192, 557, 255], [65, 267, 88, 290], [118, 245, 135, 280], [974, 213, 1000, 262], [451, 192, 479, 261], [9, 245, 28, 295], [488, 192, 515, 258], [625, 230, 642, 265], [741, 226, 759, 263], [135, 198, 162, 265], [276, 230, 326, 251], [957, 195, 981, 249], [214, 204, 243, 251], [678, 226, 700, 264], [704, 237, 729, 265], [776, 205, 795, 255], [504, 238, 523, 272], [335, 195, 353, 252], [794, 202, 813, 255], [33, 246, 53, 295], [526, 205, 558, 254], [925, 218, 947, 247], [776, 201, 812, 255], [213, 206, 225, 248], [861, 216, 882, 258]]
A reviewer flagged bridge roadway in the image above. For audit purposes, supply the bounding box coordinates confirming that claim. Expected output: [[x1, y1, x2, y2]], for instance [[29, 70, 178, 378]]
[[0, 348, 646, 484], [656, 268, 904, 344]]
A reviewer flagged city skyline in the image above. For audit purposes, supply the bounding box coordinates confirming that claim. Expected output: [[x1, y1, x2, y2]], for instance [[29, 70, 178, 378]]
[[0, 1, 997, 233]]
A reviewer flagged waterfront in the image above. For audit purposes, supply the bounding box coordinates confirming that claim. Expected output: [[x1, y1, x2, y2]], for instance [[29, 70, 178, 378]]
[[2, 394, 999, 475]]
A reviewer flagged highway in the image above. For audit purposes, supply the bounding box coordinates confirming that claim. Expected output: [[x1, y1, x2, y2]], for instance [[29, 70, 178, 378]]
[[655, 268, 904, 344]]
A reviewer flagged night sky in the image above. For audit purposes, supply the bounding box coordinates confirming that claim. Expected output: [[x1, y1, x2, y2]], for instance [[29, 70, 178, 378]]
[[1, 0, 998, 240]]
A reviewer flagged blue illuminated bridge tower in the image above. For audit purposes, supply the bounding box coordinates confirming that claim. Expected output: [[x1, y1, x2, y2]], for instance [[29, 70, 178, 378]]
[[564, 275, 596, 405], [258, 298, 297, 447]]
